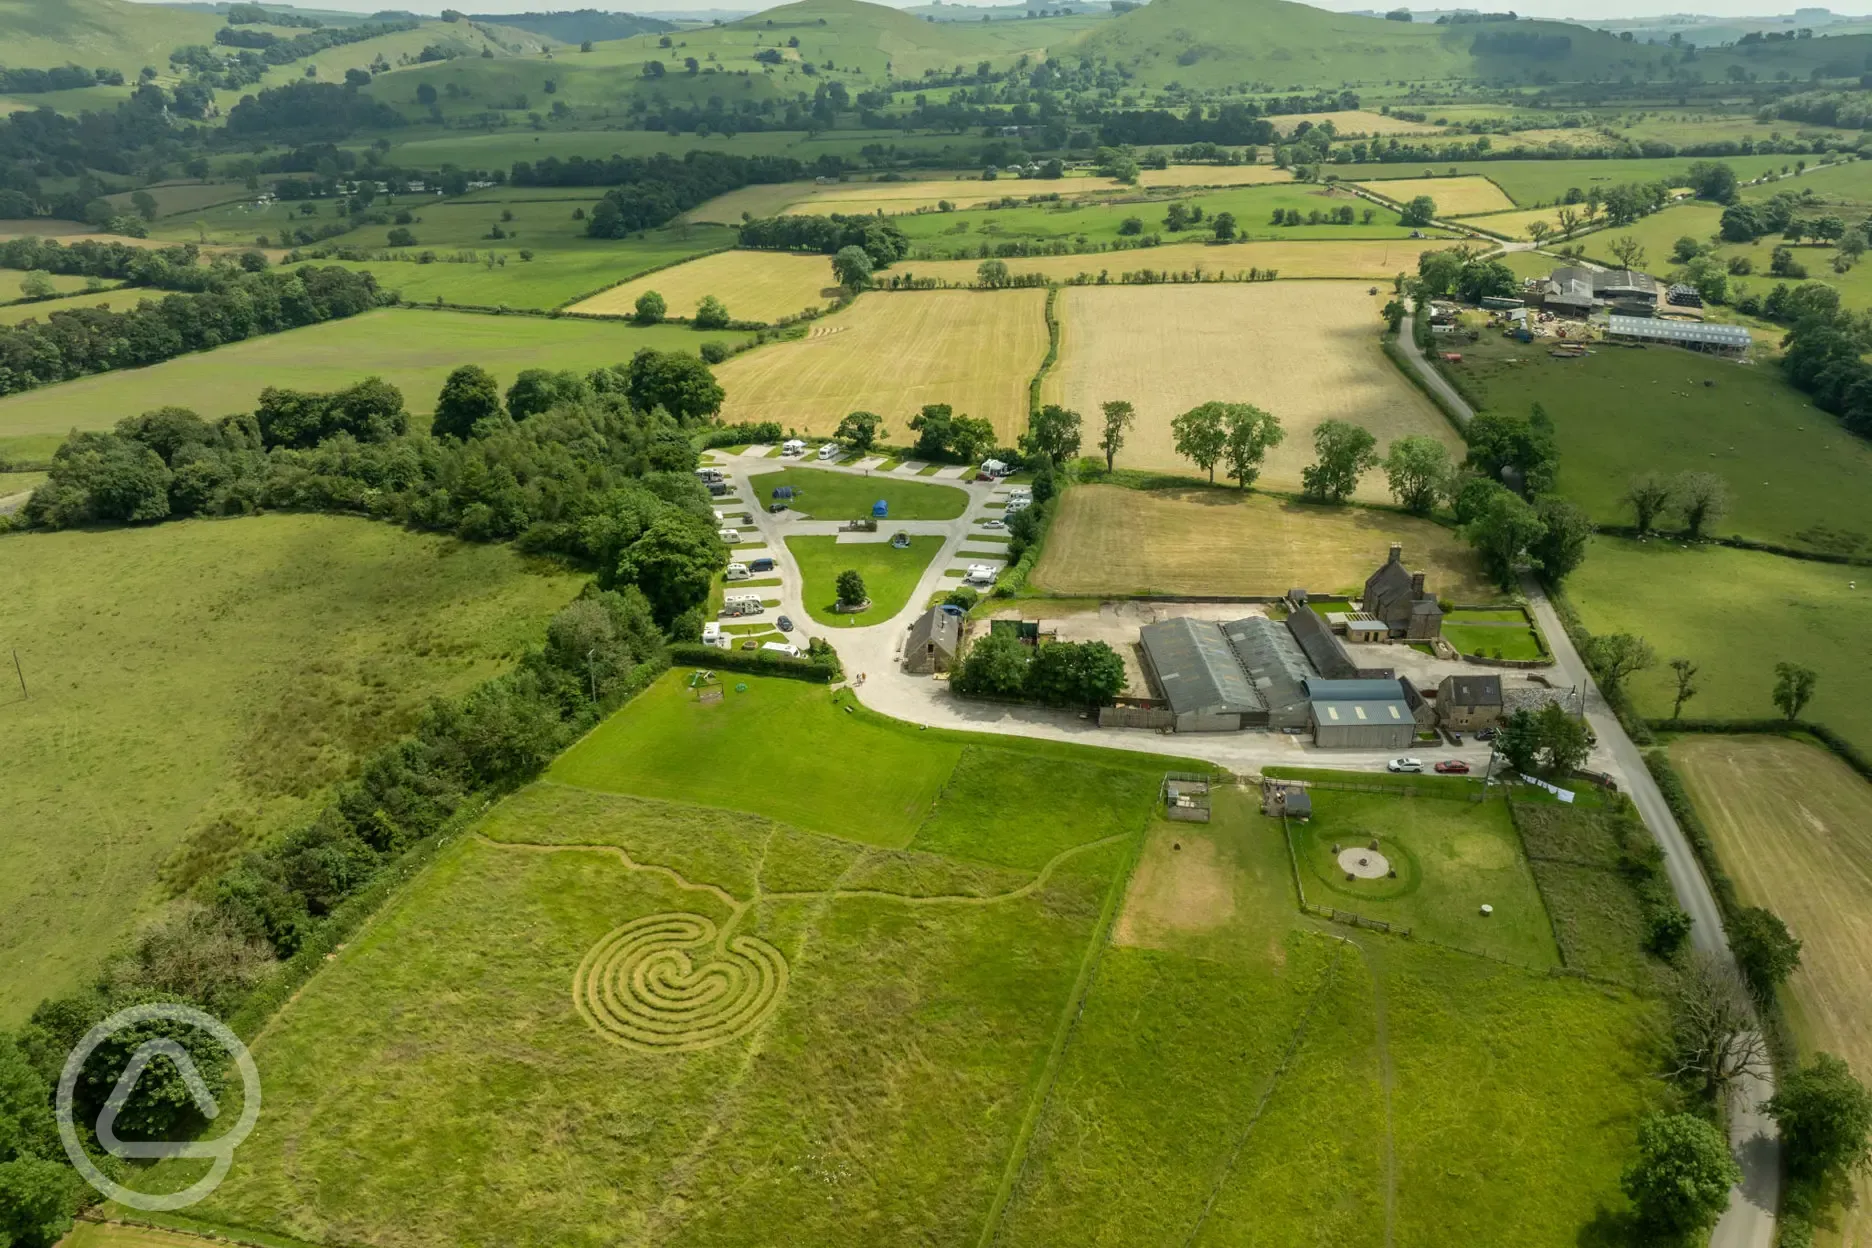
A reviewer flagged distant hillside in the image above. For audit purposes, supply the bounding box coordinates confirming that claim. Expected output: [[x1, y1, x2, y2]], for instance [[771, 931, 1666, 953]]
[[471, 9, 676, 44], [0, 0, 221, 70], [1048, 0, 1672, 86], [721, 0, 1086, 79]]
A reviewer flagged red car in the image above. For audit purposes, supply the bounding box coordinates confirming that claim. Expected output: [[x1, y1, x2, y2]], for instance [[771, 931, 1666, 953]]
[[1434, 760, 1472, 775]]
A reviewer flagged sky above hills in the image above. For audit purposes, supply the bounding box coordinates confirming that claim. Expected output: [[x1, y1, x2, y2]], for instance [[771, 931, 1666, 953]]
[[127, 0, 1872, 25]]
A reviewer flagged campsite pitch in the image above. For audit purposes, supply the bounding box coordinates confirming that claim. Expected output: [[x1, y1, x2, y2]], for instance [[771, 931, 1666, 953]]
[[1040, 283, 1460, 499], [747, 465, 968, 520]]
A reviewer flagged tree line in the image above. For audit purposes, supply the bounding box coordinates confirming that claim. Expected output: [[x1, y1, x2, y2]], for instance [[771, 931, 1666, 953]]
[[0, 264, 380, 399], [734, 213, 913, 267]]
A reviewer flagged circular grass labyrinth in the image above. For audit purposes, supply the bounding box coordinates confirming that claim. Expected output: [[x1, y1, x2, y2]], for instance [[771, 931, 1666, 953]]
[[573, 913, 788, 1053]]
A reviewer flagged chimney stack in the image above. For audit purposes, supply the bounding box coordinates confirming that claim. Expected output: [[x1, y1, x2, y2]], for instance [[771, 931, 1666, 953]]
[[1388, 543, 1403, 565], [1410, 572, 1426, 594]]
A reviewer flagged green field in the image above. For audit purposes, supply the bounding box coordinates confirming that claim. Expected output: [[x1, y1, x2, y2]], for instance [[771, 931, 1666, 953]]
[[747, 465, 968, 520], [785, 533, 947, 627], [1512, 798, 1658, 985], [1460, 330, 1872, 554], [1567, 538, 1872, 754], [993, 785, 1666, 1247], [896, 181, 1416, 256], [1287, 788, 1558, 965], [0, 515, 582, 1022], [0, 270, 97, 303], [0, 308, 747, 461], [130, 679, 1666, 1247], [1442, 608, 1546, 661], [1329, 155, 1799, 206]]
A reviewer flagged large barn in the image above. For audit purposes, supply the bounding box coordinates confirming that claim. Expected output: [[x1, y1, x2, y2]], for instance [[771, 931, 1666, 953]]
[[1306, 678, 1418, 750]]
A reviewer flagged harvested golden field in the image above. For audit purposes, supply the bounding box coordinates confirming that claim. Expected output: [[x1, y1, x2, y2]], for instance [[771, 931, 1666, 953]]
[[1040, 282, 1461, 499], [901, 238, 1464, 286], [567, 250, 839, 325], [782, 177, 1027, 215], [713, 289, 1048, 443], [1673, 734, 1872, 1248], [1355, 176, 1516, 215], [1275, 110, 1437, 136], [1463, 206, 1568, 240], [1032, 484, 1498, 600], [1132, 164, 1294, 189]]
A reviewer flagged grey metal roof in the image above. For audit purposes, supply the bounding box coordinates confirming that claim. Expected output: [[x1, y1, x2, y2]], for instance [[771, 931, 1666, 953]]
[[1546, 266, 1596, 305], [1139, 617, 1263, 717], [1307, 678, 1413, 702], [1607, 315, 1751, 347], [1285, 606, 1358, 680], [1311, 698, 1412, 727], [1594, 268, 1657, 294], [1221, 616, 1311, 720]]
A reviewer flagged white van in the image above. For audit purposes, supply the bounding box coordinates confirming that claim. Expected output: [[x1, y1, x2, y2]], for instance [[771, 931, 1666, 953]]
[[717, 527, 741, 542], [816, 442, 840, 461], [964, 564, 999, 585], [724, 562, 750, 581], [761, 641, 802, 658]]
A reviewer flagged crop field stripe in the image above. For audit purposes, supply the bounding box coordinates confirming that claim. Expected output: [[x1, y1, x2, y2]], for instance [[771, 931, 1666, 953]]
[[1180, 940, 1351, 1248], [977, 816, 1151, 1248]]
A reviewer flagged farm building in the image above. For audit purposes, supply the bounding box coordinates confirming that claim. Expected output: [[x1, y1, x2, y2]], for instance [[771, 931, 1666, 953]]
[[1437, 674, 1504, 730], [1606, 315, 1751, 357], [1542, 267, 1597, 314], [1595, 269, 1658, 301], [1137, 617, 1267, 732], [1137, 615, 1318, 732], [1306, 678, 1418, 749], [1221, 616, 1313, 730], [1363, 545, 1443, 640], [1285, 605, 1358, 679], [904, 607, 960, 675]]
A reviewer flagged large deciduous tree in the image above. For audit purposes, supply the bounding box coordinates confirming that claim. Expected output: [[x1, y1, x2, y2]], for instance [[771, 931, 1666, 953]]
[[834, 410, 882, 452], [1463, 487, 1543, 587], [1383, 435, 1453, 515], [1300, 419, 1378, 503], [1769, 1053, 1872, 1184], [1621, 1112, 1741, 1238], [1170, 401, 1228, 483], [1672, 470, 1729, 538], [1529, 495, 1593, 583], [1022, 403, 1082, 465], [1097, 399, 1135, 472], [831, 245, 873, 290], [432, 364, 503, 441], [614, 512, 724, 624], [1729, 905, 1802, 999], [1585, 631, 1655, 694], [1772, 661, 1817, 721], [625, 348, 723, 423], [1623, 471, 1676, 535], [1220, 403, 1284, 490]]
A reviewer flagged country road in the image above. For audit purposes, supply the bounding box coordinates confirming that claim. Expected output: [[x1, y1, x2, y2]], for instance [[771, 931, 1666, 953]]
[[1391, 314, 1780, 1248]]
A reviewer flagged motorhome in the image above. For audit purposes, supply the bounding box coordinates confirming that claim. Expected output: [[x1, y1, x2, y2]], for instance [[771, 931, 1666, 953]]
[[724, 563, 750, 581], [717, 528, 740, 542], [817, 442, 839, 461], [761, 641, 802, 658], [721, 595, 764, 617]]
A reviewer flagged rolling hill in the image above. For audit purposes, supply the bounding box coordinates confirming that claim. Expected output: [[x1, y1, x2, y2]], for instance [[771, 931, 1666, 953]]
[[1047, 0, 1687, 87], [0, 0, 221, 72]]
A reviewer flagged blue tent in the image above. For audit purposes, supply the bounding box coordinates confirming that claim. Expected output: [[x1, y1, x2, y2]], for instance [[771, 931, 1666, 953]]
[[872, 500, 888, 518]]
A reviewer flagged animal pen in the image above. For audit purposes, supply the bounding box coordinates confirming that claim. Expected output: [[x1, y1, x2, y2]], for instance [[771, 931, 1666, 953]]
[[1162, 772, 1213, 822]]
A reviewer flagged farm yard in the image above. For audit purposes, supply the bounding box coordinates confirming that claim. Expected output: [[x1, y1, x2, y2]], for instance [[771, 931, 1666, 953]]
[[568, 249, 843, 325], [1030, 484, 1501, 601], [1672, 735, 1872, 1248], [1566, 540, 1872, 754], [713, 289, 1049, 444], [1354, 175, 1515, 216], [1042, 282, 1461, 498], [0, 308, 739, 461], [129, 677, 1669, 1248], [0, 515, 581, 1022]]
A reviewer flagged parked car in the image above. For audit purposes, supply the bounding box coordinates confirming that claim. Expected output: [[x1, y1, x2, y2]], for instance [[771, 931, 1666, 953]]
[[778, 615, 794, 632], [981, 519, 1006, 530], [749, 557, 775, 573], [1475, 727, 1498, 741], [1434, 760, 1471, 775], [1387, 757, 1424, 774]]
